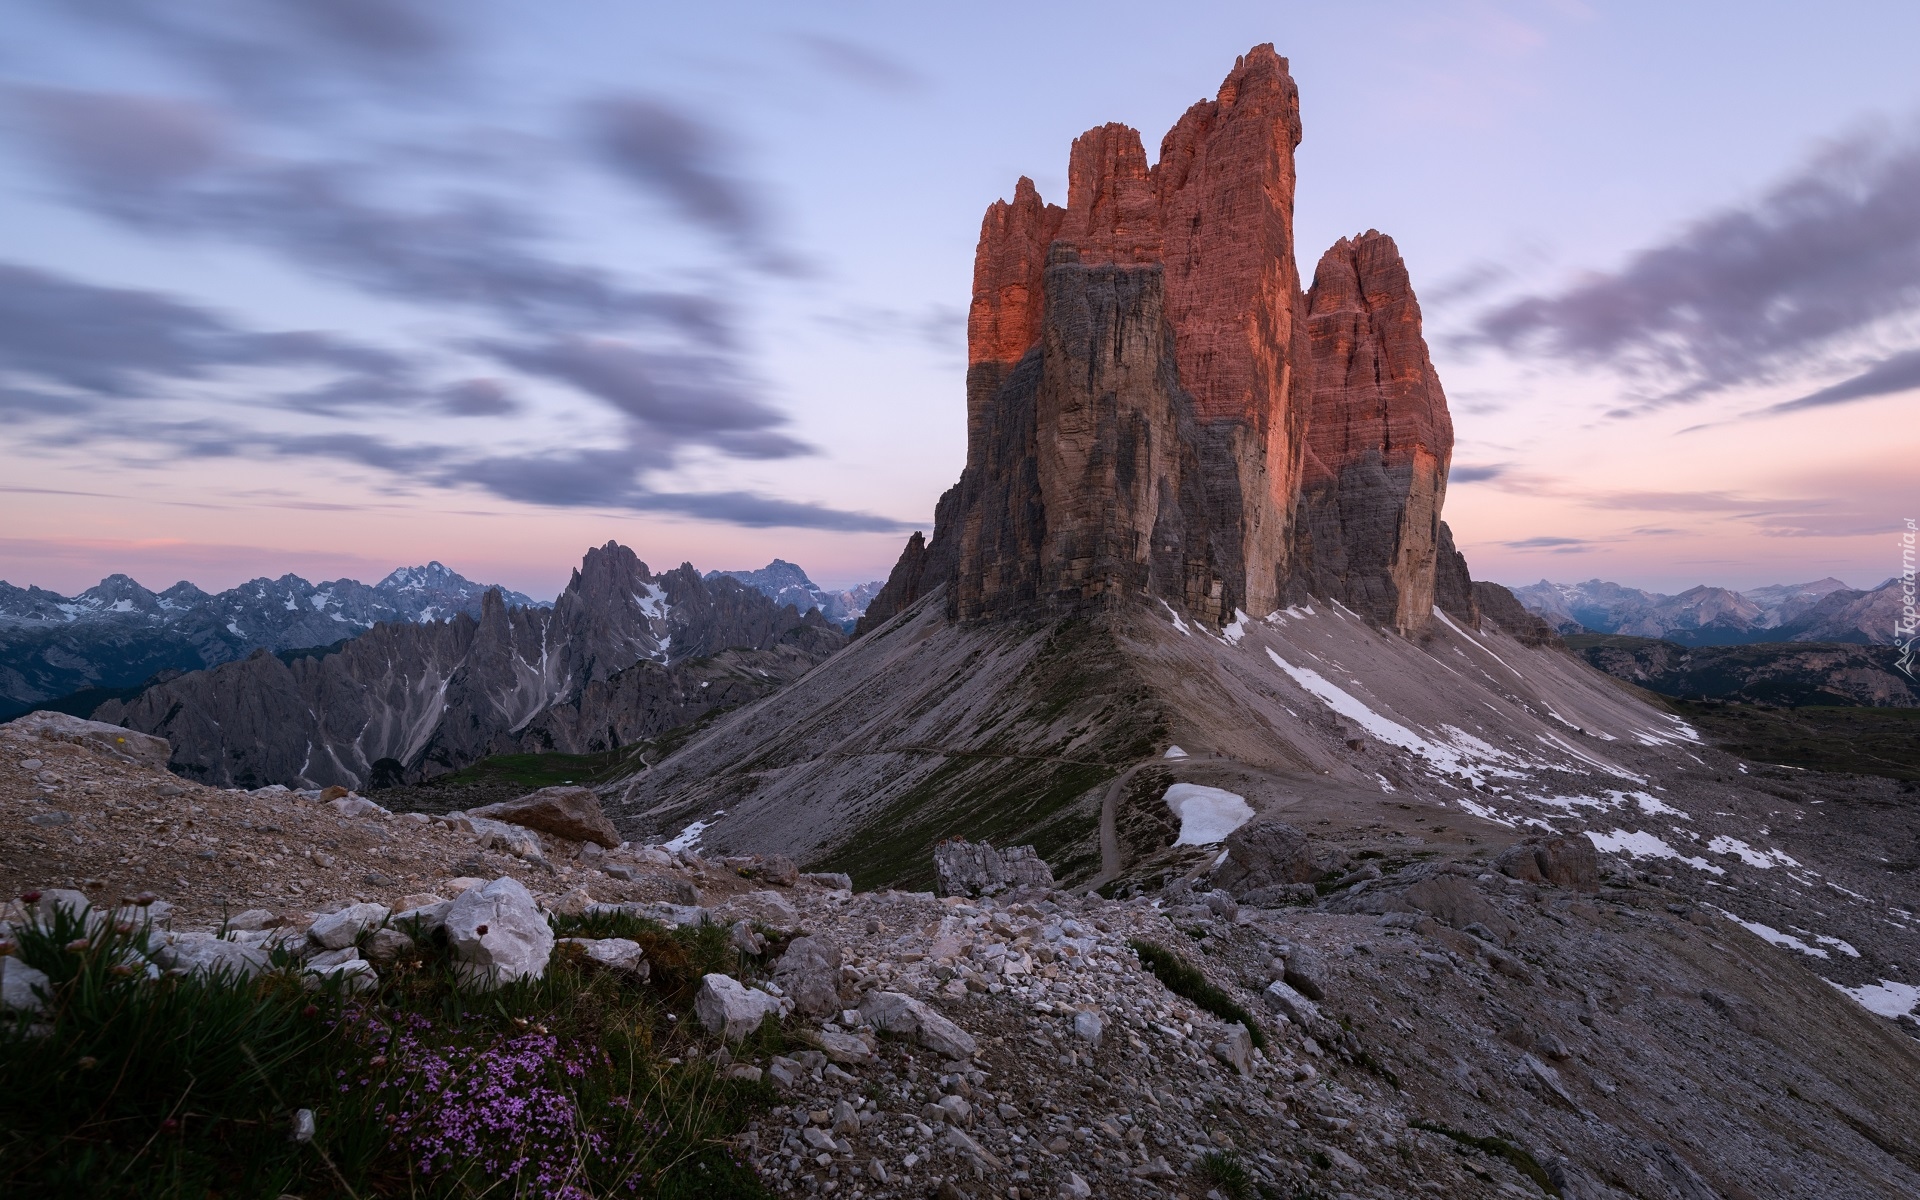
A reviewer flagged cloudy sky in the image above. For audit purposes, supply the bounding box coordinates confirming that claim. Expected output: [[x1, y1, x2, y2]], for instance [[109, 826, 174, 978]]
[[2, 0, 1916, 599]]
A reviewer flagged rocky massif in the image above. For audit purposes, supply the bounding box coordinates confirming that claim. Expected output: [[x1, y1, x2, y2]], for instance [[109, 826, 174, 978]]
[[0, 562, 540, 721], [600, 45, 1920, 1197], [94, 543, 843, 790], [861, 45, 1466, 636]]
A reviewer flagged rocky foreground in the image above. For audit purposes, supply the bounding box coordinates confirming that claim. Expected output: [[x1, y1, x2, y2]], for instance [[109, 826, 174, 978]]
[[6, 712, 1920, 1199]]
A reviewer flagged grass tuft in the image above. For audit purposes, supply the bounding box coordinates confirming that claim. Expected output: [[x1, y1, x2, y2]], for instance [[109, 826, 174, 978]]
[[1128, 939, 1266, 1051], [1413, 1120, 1560, 1195], [1196, 1148, 1256, 1199]]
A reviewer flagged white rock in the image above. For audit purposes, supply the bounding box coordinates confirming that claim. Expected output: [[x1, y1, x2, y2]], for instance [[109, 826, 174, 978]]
[[306, 959, 378, 993], [225, 909, 278, 932], [306, 903, 390, 951], [364, 928, 416, 966], [329, 795, 389, 818], [1072, 1009, 1106, 1045], [467, 816, 546, 863], [306, 946, 361, 970], [858, 990, 978, 1058], [0, 956, 50, 1012], [694, 973, 785, 1040], [1060, 1170, 1092, 1198], [393, 900, 453, 933], [444, 876, 554, 989], [1264, 979, 1320, 1026], [155, 932, 270, 979], [774, 935, 843, 1016], [560, 937, 649, 976]]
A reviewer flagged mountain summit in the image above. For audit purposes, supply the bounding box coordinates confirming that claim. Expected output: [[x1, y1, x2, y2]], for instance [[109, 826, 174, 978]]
[[859, 46, 1467, 638]]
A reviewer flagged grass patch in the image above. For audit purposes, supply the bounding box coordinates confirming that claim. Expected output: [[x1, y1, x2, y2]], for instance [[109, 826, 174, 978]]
[[1195, 1148, 1255, 1199], [1413, 1121, 1558, 1195], [1661, 699, 1920, 782], [1128, 939, 1266, 1051], [1, 899, 775, 1198]]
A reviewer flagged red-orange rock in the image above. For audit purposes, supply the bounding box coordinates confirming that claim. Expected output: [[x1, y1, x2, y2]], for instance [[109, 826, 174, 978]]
[[1289, 231, 1455, 633], [864, 47, 1469, 636]]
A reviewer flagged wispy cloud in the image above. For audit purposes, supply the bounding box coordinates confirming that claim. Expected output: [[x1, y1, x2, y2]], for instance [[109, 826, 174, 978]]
[[789, 34, 924, 94], [1468, 125, 1920, 412], [38, 0, 463, 115], [1449, 462, 1508, 484], [585, 95, 800, 272], [0, 261, 904, 532], [1751, 346, 1920, 418]]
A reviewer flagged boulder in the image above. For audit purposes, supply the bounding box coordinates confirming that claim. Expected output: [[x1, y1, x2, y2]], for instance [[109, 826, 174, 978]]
[[773, 935, 843, 1016], [1213, 1023, 1254, 1076], [1397, 875, 1516, 941], [1282, 948, 1328, 1002], [0, 956, 51, 1012], [694, 973, 784, 1040], [1072, 1009, 1105, 1046], [464, 816, 547, 864], [444, 877, 554, 989], [859, 990, 978, 1059], [1496, 835, 1600, 893], [933, 840, 1055, 897], [329, 795, 388, 819], [3, 710, 171, 770], [560, 936, 649, 977], [808, 1026, 875, 1065], [1265, 978, 1321, 1025], [155, 933, 270, 979], [363, 928, 416, 966], [306, 903, 391, 951], [1212, 820, 1349, 892], [468, 786, 620, 848]]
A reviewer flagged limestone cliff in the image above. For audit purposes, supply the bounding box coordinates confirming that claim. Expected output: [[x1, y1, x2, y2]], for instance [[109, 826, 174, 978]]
[[866, 46, 1485, 640], [1288, 232, 1455, 633]]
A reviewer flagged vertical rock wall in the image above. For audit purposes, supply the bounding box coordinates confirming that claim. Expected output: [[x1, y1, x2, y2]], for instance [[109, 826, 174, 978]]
[[863, 45, 1469, 638], [1289, 233, 1455, 634]]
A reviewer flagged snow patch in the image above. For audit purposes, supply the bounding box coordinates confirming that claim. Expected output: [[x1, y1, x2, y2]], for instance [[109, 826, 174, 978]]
[[1375, 774, 1395, 793], [1265, 649, 1525, 786], [1220, 609, 1250, 644], [1158, 599, 1192, 637], [1707, 836, 1798, 869], [634, 582, 669, 620], [1709, 907, 1827, 957], [664, 814, 722, 853], [1164, 783, 1253, 846], [1827, 979, 1920, 1018], [1586, 829, 1724, 875], [1163, 745, 1189, 759]]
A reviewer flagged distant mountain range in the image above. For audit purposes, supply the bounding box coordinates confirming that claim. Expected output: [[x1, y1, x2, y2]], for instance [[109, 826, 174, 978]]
[[96, 544, 845, 789], [0, 562, 542, 721], [1510, 576, 1903, 647], [705, 559, 884, 629]]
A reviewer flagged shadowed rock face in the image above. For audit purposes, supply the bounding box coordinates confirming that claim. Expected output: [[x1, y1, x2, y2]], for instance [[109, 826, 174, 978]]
[[866, 46, 1462, 636], [96, 543, 843, 788], [1289, 232, 1455, 634]]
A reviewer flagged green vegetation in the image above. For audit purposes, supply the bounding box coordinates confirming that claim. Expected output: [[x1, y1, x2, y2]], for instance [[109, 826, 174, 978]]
[[1412, 1121, 1558, 1195], [1, 902, 774, 1198], [1664, 699, 1920, 782], [1196, 1148, 1256, 1199], [1127, 939, 1266, 1051]]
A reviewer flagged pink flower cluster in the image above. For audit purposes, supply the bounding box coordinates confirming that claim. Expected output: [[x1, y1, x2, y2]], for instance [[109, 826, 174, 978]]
[[347, 1010, 635, 1198]]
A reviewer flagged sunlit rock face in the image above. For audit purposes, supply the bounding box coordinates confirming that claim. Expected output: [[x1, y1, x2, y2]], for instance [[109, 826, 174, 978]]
[[863, 45, 1461, 636], [1289, 231, 1457, 635]]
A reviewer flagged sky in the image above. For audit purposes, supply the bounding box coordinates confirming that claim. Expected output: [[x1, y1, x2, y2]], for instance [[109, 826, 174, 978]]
[[1, 0, 1917, 601]]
